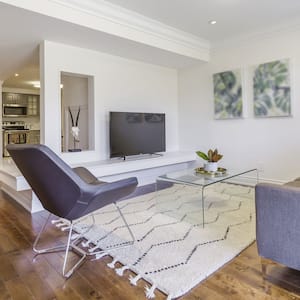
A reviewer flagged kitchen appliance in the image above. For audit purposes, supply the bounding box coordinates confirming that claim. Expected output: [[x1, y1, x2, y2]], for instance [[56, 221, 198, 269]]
[[3, 121, 29, 157], [3, 104, 27, 117]]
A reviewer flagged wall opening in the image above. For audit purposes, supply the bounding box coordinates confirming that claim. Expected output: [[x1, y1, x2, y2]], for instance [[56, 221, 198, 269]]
[[60, 72, 94, 152]]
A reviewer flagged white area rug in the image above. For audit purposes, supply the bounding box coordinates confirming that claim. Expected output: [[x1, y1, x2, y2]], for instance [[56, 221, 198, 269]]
[[73, 183, 255, 299]]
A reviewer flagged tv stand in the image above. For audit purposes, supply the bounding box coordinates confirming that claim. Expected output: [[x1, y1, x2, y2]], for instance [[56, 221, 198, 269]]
[[122, 153, 163, 161], [0, 151, 196, 213]]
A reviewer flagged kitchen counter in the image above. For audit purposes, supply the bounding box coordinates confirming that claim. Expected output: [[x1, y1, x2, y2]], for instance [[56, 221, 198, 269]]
[[3, 129, 40, 133], [2, 129, 40, 157]]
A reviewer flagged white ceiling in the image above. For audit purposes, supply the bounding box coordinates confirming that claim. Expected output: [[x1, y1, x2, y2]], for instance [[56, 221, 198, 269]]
[[105, 0, 300, 43], [2, 0, 300, 89]]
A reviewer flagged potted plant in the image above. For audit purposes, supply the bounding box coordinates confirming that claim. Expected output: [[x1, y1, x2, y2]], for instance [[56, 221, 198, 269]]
[[196, 149, 223, 172]]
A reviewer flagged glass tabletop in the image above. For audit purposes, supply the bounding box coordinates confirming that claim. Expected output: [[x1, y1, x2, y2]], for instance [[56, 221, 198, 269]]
[[157, 167, 257, 188]]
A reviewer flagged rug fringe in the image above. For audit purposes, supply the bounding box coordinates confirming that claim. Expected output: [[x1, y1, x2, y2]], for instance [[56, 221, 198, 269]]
[[107, 258, 118, 269], [145, 284, 157, 299], [94, 252, 108, 260], [82, 240, 92, 247], [54, 222, 66, 228], [89, 244, 102, 252], [129, 273, 142, 286], [51, 219, 62, 224], [61, 225, 71, 231], [115, 265, 129, 276]]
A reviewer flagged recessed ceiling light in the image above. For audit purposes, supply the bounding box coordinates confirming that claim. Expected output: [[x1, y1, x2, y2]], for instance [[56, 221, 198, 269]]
[[209, 20, 217, 25], [14, 73, 19, 77]]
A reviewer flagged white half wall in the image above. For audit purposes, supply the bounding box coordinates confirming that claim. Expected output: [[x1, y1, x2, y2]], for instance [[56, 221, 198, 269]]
[[178, 30, 300, 183], [40, 41, 179, 163]]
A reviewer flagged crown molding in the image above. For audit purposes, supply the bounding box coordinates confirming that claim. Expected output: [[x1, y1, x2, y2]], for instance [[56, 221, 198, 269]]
[[1, 0, 210, 62], [211, 18, 300, 52]]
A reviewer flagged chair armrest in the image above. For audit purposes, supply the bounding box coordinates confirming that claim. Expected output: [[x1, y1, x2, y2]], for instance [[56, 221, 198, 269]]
[[67, 176, 138, 220], [255, 183, 300, 271], [72, 167, 101, 184], [82, 176, 138, 213], [92, 177, 138, 199]]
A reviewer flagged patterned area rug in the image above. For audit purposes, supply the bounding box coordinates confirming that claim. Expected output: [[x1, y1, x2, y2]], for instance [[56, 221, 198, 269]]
[[72, 182, 255, 299]]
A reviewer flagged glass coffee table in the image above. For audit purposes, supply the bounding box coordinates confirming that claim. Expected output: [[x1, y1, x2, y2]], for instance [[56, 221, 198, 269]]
[[156, 167, 258, 227]]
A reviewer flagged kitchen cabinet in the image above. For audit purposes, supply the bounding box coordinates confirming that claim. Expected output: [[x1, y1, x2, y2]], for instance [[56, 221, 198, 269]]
[[2, 121, 40, 157], [27, 95, 39, 116], [27, 130, 40, 144], [3, 92, 27, 105], [2, 92, 39, 116]]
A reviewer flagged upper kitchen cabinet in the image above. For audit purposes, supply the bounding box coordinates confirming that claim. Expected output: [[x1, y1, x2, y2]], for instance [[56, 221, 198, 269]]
[[27, 94, 39, 116], [2, 92, 39, 117], [2, 92, 27, 105]]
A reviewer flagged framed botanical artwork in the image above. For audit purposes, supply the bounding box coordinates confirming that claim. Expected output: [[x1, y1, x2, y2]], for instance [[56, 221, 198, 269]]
[[213, 69, 243, 119], [253, 59, 291, 117]]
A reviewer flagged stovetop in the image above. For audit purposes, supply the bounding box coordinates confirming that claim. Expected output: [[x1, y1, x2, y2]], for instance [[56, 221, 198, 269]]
[[2, 121, 28, 130], [3, 126, 28, 130]]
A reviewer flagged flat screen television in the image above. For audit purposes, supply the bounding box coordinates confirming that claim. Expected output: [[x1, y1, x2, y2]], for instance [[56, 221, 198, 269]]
[[109, 111, 166, 158]]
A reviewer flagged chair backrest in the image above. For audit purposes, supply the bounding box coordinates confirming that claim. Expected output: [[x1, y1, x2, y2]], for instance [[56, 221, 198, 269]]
[[7, 144, 86, 218]]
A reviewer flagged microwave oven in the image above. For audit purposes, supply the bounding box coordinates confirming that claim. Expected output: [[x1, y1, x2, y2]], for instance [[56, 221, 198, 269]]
[[3, 104, 27, 117]]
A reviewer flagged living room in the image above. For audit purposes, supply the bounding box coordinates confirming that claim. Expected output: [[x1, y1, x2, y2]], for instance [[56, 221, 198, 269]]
[[19, 3, 300, 185], [0, 0, 300, 299]]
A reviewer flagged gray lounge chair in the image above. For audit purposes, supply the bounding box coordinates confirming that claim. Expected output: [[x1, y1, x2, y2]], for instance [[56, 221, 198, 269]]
[[7, 144, 138, 278]]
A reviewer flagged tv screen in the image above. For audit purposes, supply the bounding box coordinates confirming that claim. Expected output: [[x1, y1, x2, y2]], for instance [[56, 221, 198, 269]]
[[110, 111, 166, 158]]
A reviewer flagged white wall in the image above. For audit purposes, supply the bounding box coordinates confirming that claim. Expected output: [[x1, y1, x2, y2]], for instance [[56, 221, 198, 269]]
[[40, 41, 179, 164], [178, 30, 300, 183]]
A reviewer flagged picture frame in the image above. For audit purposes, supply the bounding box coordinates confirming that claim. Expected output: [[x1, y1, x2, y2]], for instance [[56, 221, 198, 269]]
[[213, 69, 243, 120], [253, 59, 291, 118]]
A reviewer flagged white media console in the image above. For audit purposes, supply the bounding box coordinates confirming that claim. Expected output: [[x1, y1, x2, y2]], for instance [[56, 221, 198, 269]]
[[0, 151, 197, 213]]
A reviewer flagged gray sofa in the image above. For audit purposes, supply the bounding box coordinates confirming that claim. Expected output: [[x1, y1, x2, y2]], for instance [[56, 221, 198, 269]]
[[255, 178, 300, 272]]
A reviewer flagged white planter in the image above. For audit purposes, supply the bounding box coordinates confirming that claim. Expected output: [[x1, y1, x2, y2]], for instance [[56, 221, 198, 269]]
[[204, 162, 218, 172]]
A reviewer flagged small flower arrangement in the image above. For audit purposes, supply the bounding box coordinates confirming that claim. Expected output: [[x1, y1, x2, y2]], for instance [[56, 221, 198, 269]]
[[196, 149, 223, 172], [196, 149, 223, 162]]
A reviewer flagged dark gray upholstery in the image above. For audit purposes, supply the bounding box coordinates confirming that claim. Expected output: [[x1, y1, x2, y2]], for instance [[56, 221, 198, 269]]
[[7, 144, 138, 220], [255, 182, 300, 271]]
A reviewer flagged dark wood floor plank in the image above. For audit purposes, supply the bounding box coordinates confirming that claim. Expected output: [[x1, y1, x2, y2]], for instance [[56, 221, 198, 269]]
[[21, 271, 57, 300], [66, 272, 106, 300], [0, 254, 19, 281], [0, 279, 12, 300], [4, 277, 35, 300]]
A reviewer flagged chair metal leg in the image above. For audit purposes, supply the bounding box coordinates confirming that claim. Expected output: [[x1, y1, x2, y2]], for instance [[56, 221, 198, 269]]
[[115, 202, 135, 245], [33, 213, 66, 254], [62, 221, 87, 278], [33, 204, 135, 278], [33, 214, 88, 278], [87, 202, 135, 255], [63, 204, 135, 276]]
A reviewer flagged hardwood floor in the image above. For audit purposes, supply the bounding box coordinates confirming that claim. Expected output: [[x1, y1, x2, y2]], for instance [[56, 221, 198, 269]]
[[0, 191, 299, 300]]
